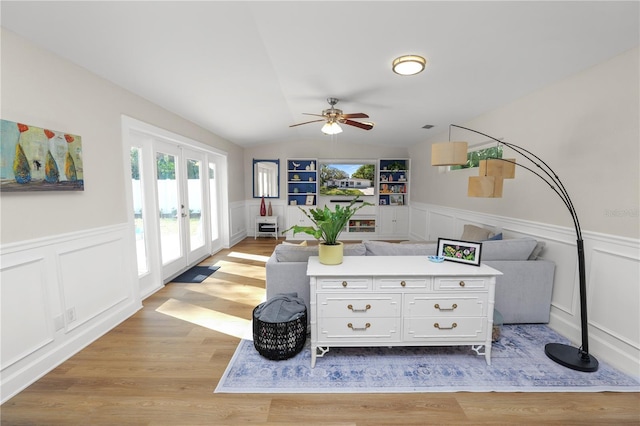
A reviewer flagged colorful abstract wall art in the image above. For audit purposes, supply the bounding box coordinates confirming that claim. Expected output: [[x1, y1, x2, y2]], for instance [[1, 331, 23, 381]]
[[0, 119, 84, 192]]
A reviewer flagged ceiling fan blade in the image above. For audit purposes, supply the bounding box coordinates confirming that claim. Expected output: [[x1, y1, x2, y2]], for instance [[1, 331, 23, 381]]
[[342, 119, 374, 130], [341, 113, 369, 119], [302, 113, 326, 118], [289, 119, 325, 128]]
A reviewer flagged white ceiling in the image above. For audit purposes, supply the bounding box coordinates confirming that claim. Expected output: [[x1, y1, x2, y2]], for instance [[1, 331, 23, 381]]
[[2, 1, 638, 148]]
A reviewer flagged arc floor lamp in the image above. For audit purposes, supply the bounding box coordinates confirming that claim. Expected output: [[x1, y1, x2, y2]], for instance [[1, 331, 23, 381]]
[[432, 124, 599, 372]]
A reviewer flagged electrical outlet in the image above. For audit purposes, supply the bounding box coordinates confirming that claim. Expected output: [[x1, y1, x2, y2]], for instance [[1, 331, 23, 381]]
[[67, 307, 76, 323]]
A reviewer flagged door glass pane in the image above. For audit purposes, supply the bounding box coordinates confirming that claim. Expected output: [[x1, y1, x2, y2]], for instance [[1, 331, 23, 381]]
[[131, 148, 148, 275], [187, 158, 204, 251], [156, 152, 181, 264], [209, 162, 219, 241]]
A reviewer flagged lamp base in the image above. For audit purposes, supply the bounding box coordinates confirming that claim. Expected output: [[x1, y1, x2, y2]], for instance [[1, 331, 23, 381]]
[[544, 343, 599, 372]]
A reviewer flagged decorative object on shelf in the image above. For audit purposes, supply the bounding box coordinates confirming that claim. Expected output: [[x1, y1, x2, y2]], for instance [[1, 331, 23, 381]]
[[437, 238, 482, 267], [427, 255, 445, 263], [260, 196, 267, 216], [389, 194, 403, 206], [283, 196, 372, 265], [267, 201, 273, 216], [305, 195, 314, 206], [440, 124, 598, 372], [310, 161, 315, 171], [292, 161, 300, 170]]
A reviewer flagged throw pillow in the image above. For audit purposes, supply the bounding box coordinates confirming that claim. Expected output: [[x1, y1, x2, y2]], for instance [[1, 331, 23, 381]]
[[461, 224, 493, 242], [480, 238, 538, 261]]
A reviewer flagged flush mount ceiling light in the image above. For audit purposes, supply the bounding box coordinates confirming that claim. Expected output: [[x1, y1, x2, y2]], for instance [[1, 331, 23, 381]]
[[321, 121, 342, 135], [392, 55, 426, 76]]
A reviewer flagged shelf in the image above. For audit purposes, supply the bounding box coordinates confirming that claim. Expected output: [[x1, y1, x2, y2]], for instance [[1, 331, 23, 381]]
[[287, 159, 318, 206]]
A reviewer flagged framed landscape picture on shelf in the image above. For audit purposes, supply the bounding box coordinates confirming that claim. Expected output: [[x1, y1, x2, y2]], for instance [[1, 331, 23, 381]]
[[389, 194, 403, 206], [305, 194, 315, 205], [437, 238, 482, 266]]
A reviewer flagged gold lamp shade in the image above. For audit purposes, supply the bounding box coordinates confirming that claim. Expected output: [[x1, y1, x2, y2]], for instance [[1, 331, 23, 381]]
[[431, 141, 468, 166], [479, 158, 516, 178], [468, 176, 504, 198]]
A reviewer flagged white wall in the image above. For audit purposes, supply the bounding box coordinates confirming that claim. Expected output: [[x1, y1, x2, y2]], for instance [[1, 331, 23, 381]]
[[407, 47, 640, 376], [0, 29, 245, 402], [409, 47, 639, 240], [0, 28, 245, 244]]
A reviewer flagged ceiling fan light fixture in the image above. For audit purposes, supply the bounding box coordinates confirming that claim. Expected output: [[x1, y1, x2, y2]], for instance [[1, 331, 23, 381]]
[[392, 55, 426, 76], [321, 121, 342, 135]]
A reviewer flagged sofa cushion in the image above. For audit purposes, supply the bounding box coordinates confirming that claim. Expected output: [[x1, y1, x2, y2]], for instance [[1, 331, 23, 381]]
[[480, 238, 538, 261], [461, 224, 494, 242], [364, 240, 437, 256], [281, 240, 307, 246], [275, 242, 366, 262]]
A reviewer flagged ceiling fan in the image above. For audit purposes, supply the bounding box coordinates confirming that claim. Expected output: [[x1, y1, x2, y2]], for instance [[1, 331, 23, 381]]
[[289, 98, 374, 135]]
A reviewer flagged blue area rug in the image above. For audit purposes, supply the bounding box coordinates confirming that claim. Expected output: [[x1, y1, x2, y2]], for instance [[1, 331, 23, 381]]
[[171, 265, 220, 283], [215, 325, 639, 393]]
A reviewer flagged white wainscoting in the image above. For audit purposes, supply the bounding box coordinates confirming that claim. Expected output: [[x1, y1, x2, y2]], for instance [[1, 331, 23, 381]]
[[229, 201, 248, 246], [0, 224, 141, 403], [409, 202, 640, 377]]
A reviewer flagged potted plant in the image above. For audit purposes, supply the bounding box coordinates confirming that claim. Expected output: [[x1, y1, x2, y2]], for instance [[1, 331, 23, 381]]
[[284, 196, 372, 264]]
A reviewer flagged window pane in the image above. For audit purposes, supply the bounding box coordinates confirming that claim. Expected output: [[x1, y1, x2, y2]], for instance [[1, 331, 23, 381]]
[[131, 147, 148, 275], [156, 152, 181, 264], [187, 158, 204, 251]]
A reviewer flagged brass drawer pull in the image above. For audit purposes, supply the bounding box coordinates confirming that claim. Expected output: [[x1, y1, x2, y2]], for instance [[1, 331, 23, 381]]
[[347, 304, 371, 312], [400, 280, 406, 287], [342, 281, 348, 287], [459, 281, 465, 287], [434, 303, 458, 311], [348, 322, 371, 331], [434, 322, 457, 330]]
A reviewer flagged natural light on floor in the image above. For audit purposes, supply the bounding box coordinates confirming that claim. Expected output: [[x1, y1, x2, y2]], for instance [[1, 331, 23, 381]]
[[156, 298, 251, 339], [227, 251, 270, 263], [185, 282, 265, 307]]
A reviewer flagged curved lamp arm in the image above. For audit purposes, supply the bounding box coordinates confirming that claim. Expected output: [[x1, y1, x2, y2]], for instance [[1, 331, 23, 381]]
[[449, 124, 598, 372]]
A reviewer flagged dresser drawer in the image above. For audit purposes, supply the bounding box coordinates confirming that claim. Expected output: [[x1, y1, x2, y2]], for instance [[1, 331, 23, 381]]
[[434, 277, 488, 291], [404, 293, 488, 318], [404, 317, 487, 341], [317, 277, 372, 290], [318, 317, 401, 342], [317, 294, 401, 318], [374, 277, 429, 291]]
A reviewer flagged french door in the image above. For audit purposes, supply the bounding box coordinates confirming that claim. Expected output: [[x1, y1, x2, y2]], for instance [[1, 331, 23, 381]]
[[124, 116, 228, 298], [154, 142, 210, 279]]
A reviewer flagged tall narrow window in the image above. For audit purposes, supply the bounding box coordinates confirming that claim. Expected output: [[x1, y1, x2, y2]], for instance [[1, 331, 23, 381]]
[[131, 147, 149, 275], [187, 158, 205, 251], [156, 152, 181, 264]]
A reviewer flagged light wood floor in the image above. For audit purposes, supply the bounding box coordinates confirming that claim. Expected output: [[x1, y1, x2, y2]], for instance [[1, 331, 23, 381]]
[[2, 237, 638, 425]]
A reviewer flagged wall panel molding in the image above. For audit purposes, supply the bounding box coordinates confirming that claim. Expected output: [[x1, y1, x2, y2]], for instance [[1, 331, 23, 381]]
[[0, 224, 141, 403], [410, 203, 640, 376]]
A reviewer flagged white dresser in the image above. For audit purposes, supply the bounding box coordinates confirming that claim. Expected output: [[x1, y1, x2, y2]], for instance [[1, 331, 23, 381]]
[[307, 256, 502, 368]]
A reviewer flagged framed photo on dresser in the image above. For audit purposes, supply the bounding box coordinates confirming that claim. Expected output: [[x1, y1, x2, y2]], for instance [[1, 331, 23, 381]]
[[437, 238, 482, 266]]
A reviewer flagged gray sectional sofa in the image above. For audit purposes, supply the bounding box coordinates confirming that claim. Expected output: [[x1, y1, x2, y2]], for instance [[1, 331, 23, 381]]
[[265, 237, 556, 324]]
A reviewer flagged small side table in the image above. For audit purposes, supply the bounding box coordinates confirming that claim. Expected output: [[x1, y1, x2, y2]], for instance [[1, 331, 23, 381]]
[[255, 215, 278, 239]]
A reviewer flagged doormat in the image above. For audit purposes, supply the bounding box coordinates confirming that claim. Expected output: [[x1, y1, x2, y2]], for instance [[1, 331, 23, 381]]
[[215, 324, 640, 393], [171, 265, 220, 283]]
